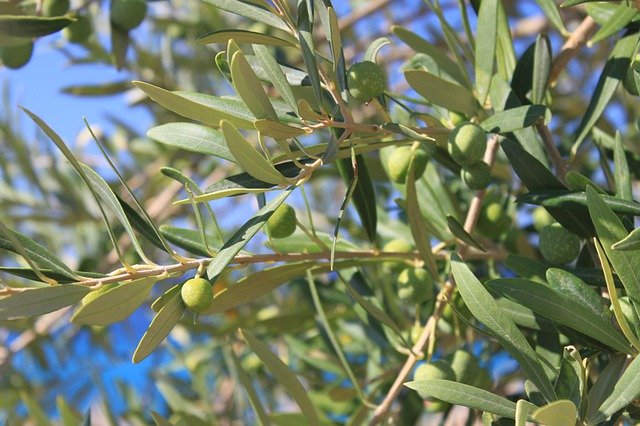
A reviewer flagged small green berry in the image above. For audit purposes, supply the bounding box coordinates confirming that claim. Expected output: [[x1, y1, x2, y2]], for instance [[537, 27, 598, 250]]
[[387, 146, 429, 184], [347, 61, 386, 102], [476, 201, 512, 238], [449, 111, 467, 126], [414, 360, 455, 382], [448, 122, 487, 166], [397, 268, 433, 304], [43, 0, 69, 16], [0, 43, 33, 69], [267, 204, 297, 239], [460, 160, 491, 190], [62, 15, 92, 43], [532, 207, 554, 232], [623, 61, 640, 97], [539, 223, 581, 264], [448, 349, 479, 385], [181, 277, 214, 313], [110, 0, 147, 31]]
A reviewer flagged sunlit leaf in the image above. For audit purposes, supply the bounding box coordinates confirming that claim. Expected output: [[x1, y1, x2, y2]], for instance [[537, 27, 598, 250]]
[[0, 284, 90, 320]]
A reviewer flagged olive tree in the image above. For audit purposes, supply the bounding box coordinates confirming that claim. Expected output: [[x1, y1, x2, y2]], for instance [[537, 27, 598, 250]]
[[2, 0, 640, 424]]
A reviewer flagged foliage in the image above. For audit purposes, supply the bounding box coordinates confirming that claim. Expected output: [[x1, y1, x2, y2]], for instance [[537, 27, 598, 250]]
[[3, 0, 640, 424]]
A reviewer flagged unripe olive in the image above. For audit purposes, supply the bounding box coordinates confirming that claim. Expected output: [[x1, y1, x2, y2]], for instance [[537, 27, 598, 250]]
[[0, 42, 33, 69], [473, 368, 493, 391], [110, 0, 147, 31], [623, 61, 640, 97], [398, 268, 433, 304], [532, 206, 554, 232], [449, 111, 467, 126], [266, 203, 297, 239], [476, 202, 512, 238], [413, 360, 455, 382], [460, 160, 491, 190], [539, 223, 581, 264], [43, 0, 69, 16], [62, 15, 92, 43], [383, 238, 413, 253], [448, 122, 487, 166], [347, 61, 386, 102], [387, 146, 429, 184], [181, 277, 214, 313], [448, 349, 479, 385]]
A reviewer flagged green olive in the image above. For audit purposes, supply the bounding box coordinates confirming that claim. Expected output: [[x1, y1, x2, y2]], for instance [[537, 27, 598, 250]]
[[413, 360, 455, 382], [43, 0, 70, 16], [460, 160, 491, 190], [266, 204, 297, 239], [387, 146, 429, 184], [62, 15, 92, 43], [347, 61, 386, 102], [181, 277, 214, 313], [0, 42, 33, 70], [539, 223, 581, 264], [397, 268, 433, 305], [448, 349, 479, 385], [449, 111, 467, 126], [476, 201, 512, 238], [110, 0, 147, 31], [448, 122, 487, 166], [532, 206, 554, 232]]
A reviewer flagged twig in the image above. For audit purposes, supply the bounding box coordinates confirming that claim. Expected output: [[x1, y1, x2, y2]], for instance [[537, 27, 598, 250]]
[[536, 119, 568, 184], [549, 16, 597, 87], [369, 135, 500, 425]]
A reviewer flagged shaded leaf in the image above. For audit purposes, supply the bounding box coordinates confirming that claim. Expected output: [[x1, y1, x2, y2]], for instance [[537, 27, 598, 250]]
[[230, 50, 278, 121], [201, 0, 290, 31], [590, 3, 638, 44], [0, 284, 90, 320], [405, 69, 479, 116], [198, 29, 296, 46], [446, 215, 485, 252], [0, 14, 73, 37], [132, 290, 185, 363], [587, 354, 640, 425], [475, 0, 498, 105], [336, 155, 377, 243], [517, 189, 640, 216], [71, 277, 157, 326], [254, 44, 298, 113], [480, 105, 550, 134]]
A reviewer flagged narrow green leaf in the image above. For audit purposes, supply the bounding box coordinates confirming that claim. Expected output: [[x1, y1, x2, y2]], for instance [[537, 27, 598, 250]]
[[501, 138, 594, 237], [392, 26, 469, 88], [0, 227, 79, 281], [147, 123, 235, 161], [297, 1, 323, 109], [565, 171, 607, 194], [132, 290, 185, 363], [335, 155, 377, 243], [612, 227, 640, 251], [586, 355, 626, 421], [404, 69, 479, 117], [480, 105, 550, 134], [0, 267, 103, 284], [133, 81, 255, 129], [221, 120, 288, 185], [110, 24, 129, 71], [573, 31, 640, 155], [71, 277, 157, 326], [546, 268, 611, 323], [159, 225, 221, 257], [150, 411, 175, 426], [405, 379, 517, 418], [231, 50, 278, 121], [446, 215, 485, 252], [200, 0, 289, 31], [206, 187, 293, 280], [590, 3, 638, 44], [475, 0, 498, 106], [0, 14, 72, 37], [151, 284, 181, 313], [504, 254, 547, 283], [56, 396, 82, 426], [116, 194, 170, 253], [0, 284, 90, 320], [515, 399, 534, 426], [364, 37, 390, 63], [198, 29, 296, 46], [533, 0, 567, 35], [531, 34, 552, 105], [587, 355, 640, 425], [451, 253, 557, 401], [531, 400, 577, 426], [613, 131, 632, 201], [405, 162, 437, 276], [254, 44, 298, 113], [61, 80, 131, 97], [254, 119, 306, 139], [554, 348, 584, 410], [80, 164, 152, 263], [242, 329, 322, 426], [517, 189, 640, 216], [587, 186, 640, 302], [21, 391, 53, 426], [486, 278, 631, 354]]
